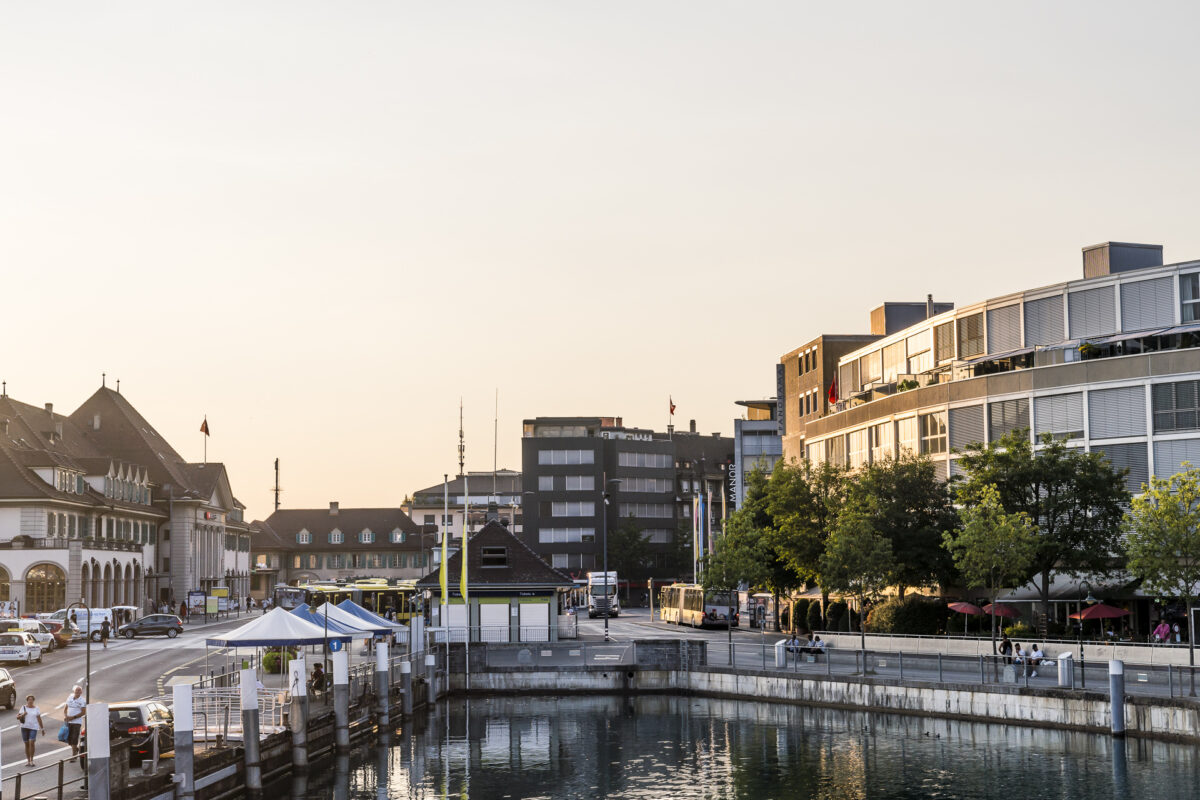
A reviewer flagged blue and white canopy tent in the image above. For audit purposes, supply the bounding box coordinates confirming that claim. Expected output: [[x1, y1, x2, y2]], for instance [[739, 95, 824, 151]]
[[336, 599, 405, 633], [315, 600, 392, 636], [204, 607, 353, 688], [290, 603, 371, 637]]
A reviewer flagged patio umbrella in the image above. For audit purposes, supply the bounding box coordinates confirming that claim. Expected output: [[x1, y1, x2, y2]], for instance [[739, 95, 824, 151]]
[[947, 602, 983, 635], [1070, 603, 1129, 639], [982, 603, 1021, 619]]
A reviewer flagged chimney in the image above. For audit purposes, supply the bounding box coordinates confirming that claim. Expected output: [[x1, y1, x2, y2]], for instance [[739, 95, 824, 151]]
[[689, 419, 696, 433], [329, 501, 339, 516], [926, 294, 934, 319], [93, 414, 101, 431], [44, 403, 53, 416]]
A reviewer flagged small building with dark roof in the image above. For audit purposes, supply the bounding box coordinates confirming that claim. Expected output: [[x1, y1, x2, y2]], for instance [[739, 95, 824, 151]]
[[416, 520, 574, 642]]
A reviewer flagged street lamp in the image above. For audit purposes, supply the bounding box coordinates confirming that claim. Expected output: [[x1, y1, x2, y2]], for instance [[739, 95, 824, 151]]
[[314, 591, 329, 703], [67, 598, 91, 703], [601, 478, 622, 642], [1078, 580, 1096, 660]]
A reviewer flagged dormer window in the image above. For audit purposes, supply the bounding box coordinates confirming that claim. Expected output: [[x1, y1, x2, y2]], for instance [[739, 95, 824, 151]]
[[390, 528, 405, 544], [297, 529, 312, 544], [329, 529, 343, 544], [481, 546, 508, 568], [359, 529, 375, 544]]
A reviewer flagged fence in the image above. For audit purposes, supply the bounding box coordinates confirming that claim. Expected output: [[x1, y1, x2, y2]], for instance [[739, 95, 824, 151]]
[[0, 756, 85, 800], [484, 641, 635, 668], [191, 687, 288, 741], [429, 625, 566, 644]]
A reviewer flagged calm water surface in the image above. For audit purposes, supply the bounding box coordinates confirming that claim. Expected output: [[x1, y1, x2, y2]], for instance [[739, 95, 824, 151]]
[[287, 695, 1199, 800]]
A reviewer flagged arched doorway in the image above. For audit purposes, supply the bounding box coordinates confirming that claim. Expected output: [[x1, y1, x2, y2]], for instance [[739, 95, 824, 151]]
[[0, 566, 9, 615], [25, 563, 66, 614], [124, 563, 134, 607], [103, 563, 113, 607]]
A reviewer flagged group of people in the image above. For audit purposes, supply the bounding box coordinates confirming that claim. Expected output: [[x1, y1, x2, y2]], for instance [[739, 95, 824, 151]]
[[1152, 620, 1183, 644], [998, 635, 1046, 677], [785, 633, 827, 655], [15, 685, 87, 768]]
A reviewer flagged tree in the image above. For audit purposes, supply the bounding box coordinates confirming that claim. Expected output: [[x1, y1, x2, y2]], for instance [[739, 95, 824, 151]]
[[845, 454, 958, 595], [607, 516, 650, 602], [944, 483, 1038, 652], [956, 431, 1129, 634], [819, 510, 895, 652], [765, 459, 848, 586], [1125, 464, 1200, 673]]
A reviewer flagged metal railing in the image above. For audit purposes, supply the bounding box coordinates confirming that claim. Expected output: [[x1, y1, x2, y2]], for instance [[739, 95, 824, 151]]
[[484, 640, 636, 668], [1, 755, 85, 800], [429, 625, 563, 644], [191, 687, 288, 740]]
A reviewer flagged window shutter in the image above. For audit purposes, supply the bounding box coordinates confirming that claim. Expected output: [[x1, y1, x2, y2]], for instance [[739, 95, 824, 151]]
[[1120, 277, 1174, 332], [949, 405, 985, 451], [988, 398, 1030, 441], [1093, 443, 1149, 494], [1154, 438, 1200, 479], [931, 460, 948, 481], [1068, 286, 1117, 339], [986, 304, 1021, 354], [1034, 393, 1084, 438], [1088, 386, 1146, 439], [1024, 295, 1065, 346]]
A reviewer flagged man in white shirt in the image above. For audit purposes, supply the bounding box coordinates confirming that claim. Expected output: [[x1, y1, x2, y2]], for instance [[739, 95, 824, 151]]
[[64, 684, 86, 756]]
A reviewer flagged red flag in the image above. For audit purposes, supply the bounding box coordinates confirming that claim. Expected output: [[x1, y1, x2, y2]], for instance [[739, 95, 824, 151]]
[[200, 417, 210, 436], [669, 396, 676, 416], [827, 376, 839, 405]]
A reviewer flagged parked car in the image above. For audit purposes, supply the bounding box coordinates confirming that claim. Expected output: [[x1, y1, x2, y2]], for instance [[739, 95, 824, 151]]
[[0, 632, 42, 663], [42, 620, 74, 648], [118, 615, 184, 639], [82, 700, 173, 766], [1, 619, 59, 652], [0, 668, 15, 709]]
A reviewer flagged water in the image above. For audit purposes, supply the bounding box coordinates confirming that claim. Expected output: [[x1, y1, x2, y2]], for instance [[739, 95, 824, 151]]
[[289, 695, 1199, 800]]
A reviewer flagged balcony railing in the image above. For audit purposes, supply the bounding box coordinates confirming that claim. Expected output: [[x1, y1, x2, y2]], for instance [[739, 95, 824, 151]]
[[0, 536, 145, 552]]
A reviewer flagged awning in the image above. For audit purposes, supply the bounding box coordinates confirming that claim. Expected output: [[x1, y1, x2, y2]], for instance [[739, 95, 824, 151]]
[[1162, 322, 1200, 336], [1084, 328, 1170, 346], [205, 607, 352, 647], [996, 573, 1144, 603], [961, 347, 1034, 366], [336, 599, 405, 633]]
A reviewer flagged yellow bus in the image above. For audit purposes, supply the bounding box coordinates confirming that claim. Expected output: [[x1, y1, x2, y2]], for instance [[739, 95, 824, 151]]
[[659, 583, 737, 629]]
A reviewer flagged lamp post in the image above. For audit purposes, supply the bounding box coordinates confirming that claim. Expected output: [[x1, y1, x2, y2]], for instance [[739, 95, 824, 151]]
[[1078, 580, 1096, 660], [314, 591, 329, 702], [67, 598, 91, 702], [601, 478, 621, 643]]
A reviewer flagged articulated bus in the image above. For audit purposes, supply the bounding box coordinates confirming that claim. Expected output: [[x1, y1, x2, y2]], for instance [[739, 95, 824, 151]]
[[273, 579, 419, 619], [658, 583, 737, 629]]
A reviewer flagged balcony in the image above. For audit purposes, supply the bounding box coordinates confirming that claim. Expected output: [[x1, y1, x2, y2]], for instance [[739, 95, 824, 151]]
[[0, 536, 144, 552]]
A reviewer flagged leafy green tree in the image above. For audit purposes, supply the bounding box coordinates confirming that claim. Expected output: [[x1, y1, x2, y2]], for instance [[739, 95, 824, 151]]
[[944, 483, 1038, 651], [956, 431, 1129, 633], [607, 516, 650, 602], [846, 454, 958, 595], [819, 510, 895, 652], [765, 459, 848, 587], [1125, 464, 1200, 670]]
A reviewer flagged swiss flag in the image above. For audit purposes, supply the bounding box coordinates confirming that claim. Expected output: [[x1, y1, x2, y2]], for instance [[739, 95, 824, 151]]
[[827, 376, 839, 405], [669, 396, 676, 416]]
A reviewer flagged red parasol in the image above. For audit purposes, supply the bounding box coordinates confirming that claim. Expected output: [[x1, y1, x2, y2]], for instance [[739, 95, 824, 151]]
[[948, 602, 984, 615], [1070, 603, 1129, 620], [983, 603, 1021, 619]]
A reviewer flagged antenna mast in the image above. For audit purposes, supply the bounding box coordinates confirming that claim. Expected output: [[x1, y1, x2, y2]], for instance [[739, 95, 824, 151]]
[[492, 388, 498, 500], [458, 400, 465, 478], [273, 458, 281, 511]]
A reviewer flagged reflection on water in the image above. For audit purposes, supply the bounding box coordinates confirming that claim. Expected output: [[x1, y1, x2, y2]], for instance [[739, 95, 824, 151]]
[[287, 695, 1199, 800]]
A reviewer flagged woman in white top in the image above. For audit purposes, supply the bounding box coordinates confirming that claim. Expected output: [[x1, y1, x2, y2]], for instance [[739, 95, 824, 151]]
[[18, 694, 46, 766]]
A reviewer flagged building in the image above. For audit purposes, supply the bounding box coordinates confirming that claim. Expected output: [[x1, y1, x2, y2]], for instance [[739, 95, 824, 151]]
[[730, 400, 783, 508], [802, 242, 1200, 499], [415, 519, 574, 642], [520, 416, 732, 584], [249, 503, 432, 593], [405, 469, 522, 555], [0, 384, 252, 613]]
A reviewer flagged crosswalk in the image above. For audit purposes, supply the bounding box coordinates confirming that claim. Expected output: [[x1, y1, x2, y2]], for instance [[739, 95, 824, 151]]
[[87, 635, 212, 652]]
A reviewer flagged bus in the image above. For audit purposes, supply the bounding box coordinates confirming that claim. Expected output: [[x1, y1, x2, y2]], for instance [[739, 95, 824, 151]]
[[273, 580, 419, 619], [659, 583, 737, 629]]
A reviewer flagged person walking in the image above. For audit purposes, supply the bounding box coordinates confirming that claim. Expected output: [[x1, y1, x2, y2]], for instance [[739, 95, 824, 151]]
[[99, 618, 110, 649], [999, 635, 1013, 665], [180, 601, 189, 624], [18, 694, 45, 766], [64, 684, 86, 757]]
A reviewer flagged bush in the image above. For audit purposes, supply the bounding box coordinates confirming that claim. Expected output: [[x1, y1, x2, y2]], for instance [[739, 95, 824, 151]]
[[807, 601, 824, 632], [262, 649, 295, 674], [865, 595, 947, 635], [827, 601, 848, 631], [792, 599, 811, 631], [1003, 622, 1037, 640]]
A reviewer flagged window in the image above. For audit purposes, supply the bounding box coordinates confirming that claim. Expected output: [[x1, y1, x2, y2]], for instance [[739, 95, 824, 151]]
[[645, 529, 673, 544], [617, 452, 672, 468], [897, 417, 918, 456], [539, 528, 596, 543], [934, 322, 955, 363], [848, 428, 870, 468], [328, 554, 344, 569], [870, 422, 894, 463], [957, 313, 984, 359], [359, 529, 375, 544], [1153, 380, 1200, 434], [551, 501, 595, 517], [621, 477, 672, 492], [859, 350, 882, 384], [538, 449, 595, 465], [565, 475, 595, 491], [391, 528, 405, 544], [423, 514, 435, 524], [329, 529, 343, 544], [882, 341, 905, 383], [481, 547, 507, 568], [538, 475, 554, 491], [919, 411, 948, 454], [618, 503, 673, 518], [366, 553, 383, 569], [1182, 274, 1200, 323], [988, 399, 1030, 442], [552, 554, 570, 569], [296, 530, 312, 544], [1034, 393, 1085, 440]]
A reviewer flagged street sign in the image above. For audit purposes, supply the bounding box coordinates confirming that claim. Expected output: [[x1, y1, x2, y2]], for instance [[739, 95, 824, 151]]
[[329, 639, 342, 652]]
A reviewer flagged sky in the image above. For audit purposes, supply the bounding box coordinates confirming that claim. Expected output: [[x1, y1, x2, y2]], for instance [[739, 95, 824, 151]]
[[4, 2, 1200, 518]]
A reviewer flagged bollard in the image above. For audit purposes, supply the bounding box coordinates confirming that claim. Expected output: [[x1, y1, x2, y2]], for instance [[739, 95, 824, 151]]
[[288, 657, 308, 769], [332, 649, 350, 751], [1109, 660, 1126, 737], [773, 639, 786, 669], [425, 654, 438, 703], [400, 660, 413, 715], [172, 684, 196, 800], [898, 652, 904, 682], [375, 641, 390, 728], [87, 702, 111, 800], [240, 668, 263, 795], [937, 653, 943, 683], [1168, 664, 1174, 698]]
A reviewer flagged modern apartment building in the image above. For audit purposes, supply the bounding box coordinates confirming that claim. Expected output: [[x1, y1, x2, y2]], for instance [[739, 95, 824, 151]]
[[802, 241, 1199, 495], [731, 400, 783, 508], [520, 416, 732, 581]]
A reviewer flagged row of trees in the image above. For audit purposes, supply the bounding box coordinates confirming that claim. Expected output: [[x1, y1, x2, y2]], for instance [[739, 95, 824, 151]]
[[704, 430, 1200, 664]]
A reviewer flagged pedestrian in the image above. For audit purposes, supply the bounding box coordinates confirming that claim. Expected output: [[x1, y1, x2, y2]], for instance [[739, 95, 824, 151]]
[[99, 618, 110, 649], [18, 694, 45, 767], [1174, 622, 1182, 643], [180, 602, 188, 623], [308, 662, 326, 695], [1153, 620, 1170, 644], [69, 610, 78, 628], [999, 635, 1013, 664], [64, 684, 86, 757], [1029, 644, 1044, 677]]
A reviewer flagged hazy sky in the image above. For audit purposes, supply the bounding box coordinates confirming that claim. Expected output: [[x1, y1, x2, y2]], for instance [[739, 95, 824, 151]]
[[5, 3, 1200, 518]]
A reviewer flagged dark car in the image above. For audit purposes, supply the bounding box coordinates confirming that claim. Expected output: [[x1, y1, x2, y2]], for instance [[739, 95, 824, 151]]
[[82, 700, 174, 766], [0, 668, 14, 710], [118, 615, 183, 639]]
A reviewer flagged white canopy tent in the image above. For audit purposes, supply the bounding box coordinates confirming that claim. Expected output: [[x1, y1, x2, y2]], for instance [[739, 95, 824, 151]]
[[205, 607, 353, 647]]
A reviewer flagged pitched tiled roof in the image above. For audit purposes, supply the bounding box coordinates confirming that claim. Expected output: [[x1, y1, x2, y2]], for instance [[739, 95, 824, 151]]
[[254, 507, 429, 551], [410, 470, 522, 502], [416, 520, 573, 589]]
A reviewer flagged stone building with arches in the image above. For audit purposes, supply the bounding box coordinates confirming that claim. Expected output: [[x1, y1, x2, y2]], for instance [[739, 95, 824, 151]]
[[0, 384, 252, 614]]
